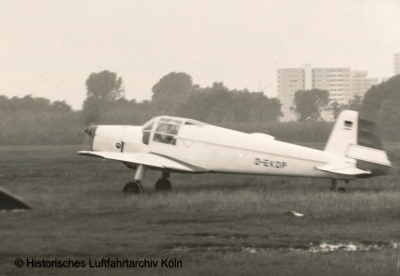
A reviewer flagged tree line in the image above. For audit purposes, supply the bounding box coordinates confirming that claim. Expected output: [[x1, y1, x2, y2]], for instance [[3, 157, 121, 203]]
[[0, 71, 398, 145], [82, 72, 283, 126], [0, 95, 82, 145], [360, 74, 400, 141]]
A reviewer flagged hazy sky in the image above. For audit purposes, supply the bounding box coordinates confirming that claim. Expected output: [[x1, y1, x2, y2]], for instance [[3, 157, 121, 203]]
[[1, 0, 399, 109]]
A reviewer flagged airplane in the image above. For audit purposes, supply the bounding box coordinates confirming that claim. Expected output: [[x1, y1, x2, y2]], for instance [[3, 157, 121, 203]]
[[78, 110, 391, 194]]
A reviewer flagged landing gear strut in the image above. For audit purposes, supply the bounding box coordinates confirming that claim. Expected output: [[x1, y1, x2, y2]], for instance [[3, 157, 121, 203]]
[[123, 165, 147, 194], [155, 171, 172, 192], [330, 179, 337, 191], [339, 180, 349, 192], [330, 179, 347, 192]]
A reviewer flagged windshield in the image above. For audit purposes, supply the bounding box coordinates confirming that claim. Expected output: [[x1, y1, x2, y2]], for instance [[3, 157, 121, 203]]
[[153, 119, 182, 145], [142, 119, 157, 145]]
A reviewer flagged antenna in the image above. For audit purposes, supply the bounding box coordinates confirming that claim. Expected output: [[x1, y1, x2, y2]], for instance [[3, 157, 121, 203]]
[[258, 79, 277, 93]]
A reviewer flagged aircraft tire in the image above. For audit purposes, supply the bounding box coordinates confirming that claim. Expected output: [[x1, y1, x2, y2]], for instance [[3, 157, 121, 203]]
[[155, 178, 172, 191], [123, 181, 140, 194]]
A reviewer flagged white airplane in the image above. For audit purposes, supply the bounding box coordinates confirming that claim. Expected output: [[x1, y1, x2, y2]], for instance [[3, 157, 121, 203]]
[[78, 110, 391, 193]]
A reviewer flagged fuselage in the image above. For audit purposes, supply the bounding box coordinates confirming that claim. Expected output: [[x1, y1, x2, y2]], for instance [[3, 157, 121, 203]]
[[91, 118, 355, 180]]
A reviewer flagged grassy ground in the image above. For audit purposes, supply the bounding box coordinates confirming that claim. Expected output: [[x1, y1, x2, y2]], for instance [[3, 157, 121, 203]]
[[0, 143, 399, 275]]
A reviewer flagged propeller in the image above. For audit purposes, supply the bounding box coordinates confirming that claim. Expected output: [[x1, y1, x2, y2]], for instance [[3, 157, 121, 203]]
[[84, 125, 98, 138]]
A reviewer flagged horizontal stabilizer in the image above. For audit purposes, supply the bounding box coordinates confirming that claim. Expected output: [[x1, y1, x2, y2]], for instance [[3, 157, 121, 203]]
[[78, 151, 204, 173], [317, 163, 371, 175], [347, 145, 391, 166]]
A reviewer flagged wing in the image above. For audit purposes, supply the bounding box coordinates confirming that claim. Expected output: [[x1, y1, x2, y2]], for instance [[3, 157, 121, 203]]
[[78, 151, 205, 173], [316, 163, 371, 175], [0, 187, 31, 210]]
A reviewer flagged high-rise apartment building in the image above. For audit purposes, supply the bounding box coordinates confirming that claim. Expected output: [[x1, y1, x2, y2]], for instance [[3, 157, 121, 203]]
[[303, 64, 312, 90], [312, 68, 351, 104], [277, 68, 305, 121], [278, 66, 378, 121], [351, 71, 378, 98], [394, 53, 400, 75]]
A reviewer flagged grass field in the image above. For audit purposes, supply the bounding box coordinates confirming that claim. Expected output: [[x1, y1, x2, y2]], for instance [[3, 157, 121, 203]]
[[0, 143, 399, 275]]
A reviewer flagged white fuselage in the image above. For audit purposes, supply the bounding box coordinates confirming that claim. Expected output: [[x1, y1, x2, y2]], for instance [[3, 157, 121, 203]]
[[92, 123, 355, 180]]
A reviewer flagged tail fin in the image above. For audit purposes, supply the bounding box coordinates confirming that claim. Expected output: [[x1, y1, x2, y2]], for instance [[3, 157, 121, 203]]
[[324, 110, 391, 176]]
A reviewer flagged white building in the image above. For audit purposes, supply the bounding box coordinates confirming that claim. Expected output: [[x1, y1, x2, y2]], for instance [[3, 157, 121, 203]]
[[394, 53, 400, 75], [277, 68, 305, 121], [312, 68, 351, 104], [351, 71, 378, 98], [278, 66, 378, 121], [303, 64, 312, 90]]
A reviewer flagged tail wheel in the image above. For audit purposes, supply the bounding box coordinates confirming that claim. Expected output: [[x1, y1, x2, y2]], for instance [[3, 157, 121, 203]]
[[123, 181, 140, 194], [155, 178, 172, 191]]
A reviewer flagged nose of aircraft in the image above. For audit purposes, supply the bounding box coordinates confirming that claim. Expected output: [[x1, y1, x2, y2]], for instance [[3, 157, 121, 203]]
[[84, 125, 98, 138]]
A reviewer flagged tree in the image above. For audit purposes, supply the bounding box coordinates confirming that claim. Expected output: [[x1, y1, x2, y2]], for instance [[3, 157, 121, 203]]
[[86, 70, 124, 101], [178, 83, 282, 124], [82, 97, 104, 125], [327, 101, 342, 120], [326, 94, 363, 120], [0, 95, 79, 145], [291, 89, 329, 121], [360, 75, 400, 140], [345, 94, 363, 112], [151, 72, 193, 115], [50, 100, 73, 113], [83, 70, 124, 125], [177, 82, 229, 123]]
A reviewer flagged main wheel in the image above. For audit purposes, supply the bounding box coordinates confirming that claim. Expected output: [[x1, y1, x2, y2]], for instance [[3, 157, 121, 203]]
[[123, 181, 140, 194], [155, 178, 172, 191]]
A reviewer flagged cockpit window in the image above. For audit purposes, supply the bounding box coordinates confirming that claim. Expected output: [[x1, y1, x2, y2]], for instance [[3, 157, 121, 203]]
[[142, 122, 154, 145], [156, 123, 179, 135], [142, 132, 151, 145], [143, 123, 154, 131], [153, 119, 182, 145], [159, 118, 182, 125]]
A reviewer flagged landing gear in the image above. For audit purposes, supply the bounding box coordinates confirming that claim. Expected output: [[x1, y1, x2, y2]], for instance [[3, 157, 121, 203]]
[[155, 178, 172, 191], [155, 171, 172, 192], [338, 180, 349, 192], [122, 166, 173, 194], [330, 179, 348, 192], [123, 181, 140, 194], [123, 165, 147, 194]]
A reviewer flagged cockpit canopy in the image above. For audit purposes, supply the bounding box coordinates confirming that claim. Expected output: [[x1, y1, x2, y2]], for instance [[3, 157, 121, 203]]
[[141, 116, 204, 145]]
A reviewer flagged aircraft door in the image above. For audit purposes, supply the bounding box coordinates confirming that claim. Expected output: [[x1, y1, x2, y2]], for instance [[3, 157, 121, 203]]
[[141, 121, 156, 146], [150, 118, 183, 156]]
